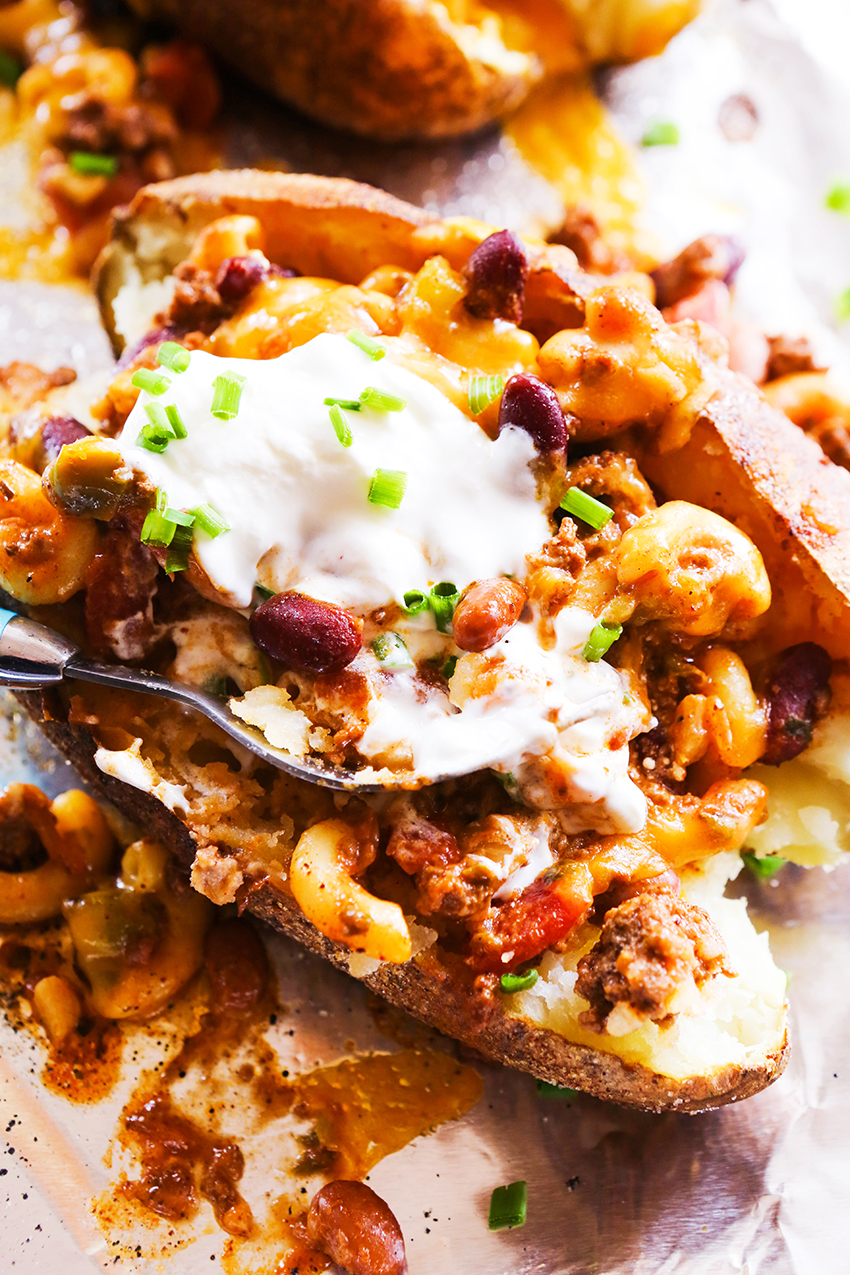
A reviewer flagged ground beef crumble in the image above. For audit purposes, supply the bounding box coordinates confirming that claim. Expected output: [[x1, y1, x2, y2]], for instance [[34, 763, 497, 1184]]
[[575, 888, 732, 1033]]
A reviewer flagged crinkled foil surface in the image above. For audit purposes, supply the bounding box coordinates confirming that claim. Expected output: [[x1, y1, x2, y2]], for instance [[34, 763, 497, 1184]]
[[2, 0, 850, 1270]]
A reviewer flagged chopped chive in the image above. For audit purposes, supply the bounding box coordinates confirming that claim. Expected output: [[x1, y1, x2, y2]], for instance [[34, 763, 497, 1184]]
[[192, 503, 229, 538], [372, 632, 414, 669], [164, 522, 193, 573], [500, 969, 539, 994], [535, 1079, 576, 1100], [741, 851, 787, 879], [210, 372, 246, 420], [836, 287, 850, 323], [488, 1181, 527, 1231], [157, 341, 191, 373], [329, 403, 353, 447], [402, 589, 429, 616], [156, 487, 168, 512], [138, 404, 175, 452], [162, 507, 195, 527], [430, 582, 460, 633], [825, 182, 850, 216], [468, 373, 505, 416], [131, 367, 170, 395], [560, 487, 614, 530], [582, 621, 623, 662], [69, 150, 118, 176], [442, 655, 458, 680], [368, 468, 406, 509], [140, 508, 176, 548], [359, 386, 407, 412], [346, 330, 385, 360], [642, 121, 679, 147], [165, 404, 187, 439], [0, 51, 22, 87], [324, 397, 362, 410]]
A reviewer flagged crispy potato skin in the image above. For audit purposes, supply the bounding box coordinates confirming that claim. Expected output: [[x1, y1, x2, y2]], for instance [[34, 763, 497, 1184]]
[[127, 0, 539, 140], [637, 377, 850, 660], [18, 690, 787, 1112]]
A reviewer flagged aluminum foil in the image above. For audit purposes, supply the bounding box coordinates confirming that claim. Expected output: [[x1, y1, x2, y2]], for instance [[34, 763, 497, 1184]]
[[3, 0, 850, 1270]]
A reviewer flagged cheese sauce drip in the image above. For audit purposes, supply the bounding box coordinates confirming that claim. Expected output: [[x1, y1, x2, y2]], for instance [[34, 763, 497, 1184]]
[[119, 335, 547, 610]]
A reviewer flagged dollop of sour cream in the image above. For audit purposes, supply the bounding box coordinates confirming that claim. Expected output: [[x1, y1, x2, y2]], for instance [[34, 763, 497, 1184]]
[[119, 334, 547, 610], [119, 333, 647, 834]]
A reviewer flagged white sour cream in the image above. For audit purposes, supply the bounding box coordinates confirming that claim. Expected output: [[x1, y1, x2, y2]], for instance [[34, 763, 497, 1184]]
[[118, 334, 547, 610], [119, 333, 647, 836]]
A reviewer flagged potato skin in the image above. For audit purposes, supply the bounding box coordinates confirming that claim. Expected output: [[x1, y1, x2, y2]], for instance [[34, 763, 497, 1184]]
[[127, 0, 540, 140], [18, 688, 788, 1114]]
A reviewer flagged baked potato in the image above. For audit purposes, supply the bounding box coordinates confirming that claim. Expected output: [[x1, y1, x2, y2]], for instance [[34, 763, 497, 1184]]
[[12, 168, 850, 1113], [125, 0, 700, 140]]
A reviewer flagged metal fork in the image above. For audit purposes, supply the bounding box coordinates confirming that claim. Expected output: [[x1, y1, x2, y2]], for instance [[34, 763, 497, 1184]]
[[0, 607, 402, 792]]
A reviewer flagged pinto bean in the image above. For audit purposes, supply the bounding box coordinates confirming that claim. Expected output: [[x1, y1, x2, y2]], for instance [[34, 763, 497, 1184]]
[[498, 373, 568, 455], [307, 1181, 408, 1275], [463, 229, 528, 324], [452, 578, 527, 652], [762, 642, 832, 765], [249, 591, 362, 674]]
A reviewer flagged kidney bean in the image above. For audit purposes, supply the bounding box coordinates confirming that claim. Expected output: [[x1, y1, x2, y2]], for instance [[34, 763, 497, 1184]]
[[651, 234, 745, 309], [452, 578, 527, 652], [116, 323, 189, 369], [214, 255, 269, 305], [762, 642, 832, 765], [40, 415, 91, 463], [463, 229, 528, 324], [307, 1181, 408, 1275], [498, 373, 568, 455], [249, 591, 362, 675]]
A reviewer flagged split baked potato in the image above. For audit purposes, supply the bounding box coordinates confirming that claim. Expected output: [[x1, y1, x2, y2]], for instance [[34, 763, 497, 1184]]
[[7, 169, 850, 1113], [125, 0, 701, 139]]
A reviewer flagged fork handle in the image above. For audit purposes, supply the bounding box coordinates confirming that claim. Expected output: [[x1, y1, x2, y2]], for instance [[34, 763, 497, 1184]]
[[0, 607, 81, 688]]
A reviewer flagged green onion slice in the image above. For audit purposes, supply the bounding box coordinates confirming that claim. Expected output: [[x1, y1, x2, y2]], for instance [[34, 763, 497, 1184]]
[[164, 522, 193, 573], [346, 330, 386, 360], [500, 969, 539, 994], [741, 851, 787, 879], [442, 655, 458, 681], [165, 404, 187, 439], [329, 403, 353, 448], [582, 621, 623, 663], [0, 51, 22, 87], [131, 368, 170, 396], [156, 488, 168, 512], [69, 151, 118, 176], [826, 182, 850, 216], [372, 632, 414, 669], [140, 508, 177, 548], [468, 374, 505, 416], [323, 397, 362, 410], [488, 1181, 528, 1232], [368, 468, 407, 509], [535, 1079, 576, 1100], [162, 507, 195, 527], [359, 386, 407, 412], [401, 589, 429, 616], [157, 341, 191, 373], [192, 503, 230, 538], [560, 487, 614, 530], [430, 582, 460, 633], [642, 121, 680, 147], [210, 372, 246, 420]]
